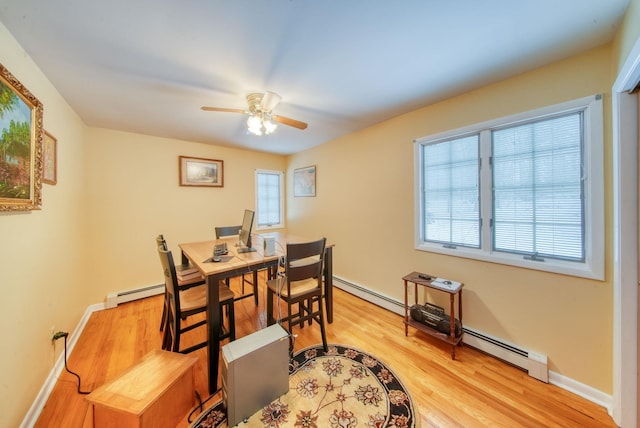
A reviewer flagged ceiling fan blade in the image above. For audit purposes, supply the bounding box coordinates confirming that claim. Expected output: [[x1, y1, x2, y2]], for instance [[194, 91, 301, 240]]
[[201, 106, 246, 114], [272, 115, 308, 130]]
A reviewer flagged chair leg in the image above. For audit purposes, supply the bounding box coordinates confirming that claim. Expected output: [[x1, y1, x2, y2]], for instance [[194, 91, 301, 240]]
[[159, 291, 168, 332], [318, 297, 328, 352], [252, 271, 259, 305], [267, 287, 275, 326], [162, 309, 174, 351], [287, 301, 295, 334], [227, 301, 235, 341], [172, 315, 181, 352]]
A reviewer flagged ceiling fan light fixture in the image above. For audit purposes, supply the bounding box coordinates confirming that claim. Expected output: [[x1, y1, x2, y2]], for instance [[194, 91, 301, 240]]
[[247, 114, 263, 135], [247, 112, 277, 136], [263, 118, 277, 134]]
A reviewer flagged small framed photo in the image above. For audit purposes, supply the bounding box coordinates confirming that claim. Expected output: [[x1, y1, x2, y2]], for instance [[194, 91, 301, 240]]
[[293, 165, 316, 197], [43, 131, 57, 185], [179, 156, 223, 187]]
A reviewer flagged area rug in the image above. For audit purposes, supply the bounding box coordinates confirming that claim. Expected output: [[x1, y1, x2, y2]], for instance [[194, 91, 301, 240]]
[[192, 344, 418, 428]]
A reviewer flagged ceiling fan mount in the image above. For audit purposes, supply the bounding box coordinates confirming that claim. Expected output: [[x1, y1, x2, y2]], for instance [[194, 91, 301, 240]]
[[201, 91, 308, 134]]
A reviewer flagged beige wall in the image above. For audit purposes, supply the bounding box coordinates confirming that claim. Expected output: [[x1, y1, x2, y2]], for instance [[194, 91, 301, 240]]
[[0, 23, 88, 427], [288, 45, 615, 393], [83, 128, 285, 302]]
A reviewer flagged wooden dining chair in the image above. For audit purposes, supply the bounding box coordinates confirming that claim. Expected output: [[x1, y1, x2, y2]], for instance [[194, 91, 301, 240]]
[[157, 245, 236, 354], [266, 237, 327, 351], [215, 225, 259, 305], [157, 234, 207, 333]]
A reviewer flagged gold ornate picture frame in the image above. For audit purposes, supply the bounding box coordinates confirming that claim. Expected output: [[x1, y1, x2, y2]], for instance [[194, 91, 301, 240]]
[[0, 62, 44, 211]]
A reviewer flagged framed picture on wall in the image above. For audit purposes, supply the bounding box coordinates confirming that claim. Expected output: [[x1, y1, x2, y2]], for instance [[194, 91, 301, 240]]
[[179, 156, 224, 187], [294, 165, 316, 197], [0, 62, 44, 211], [43, 131, 57, 185]]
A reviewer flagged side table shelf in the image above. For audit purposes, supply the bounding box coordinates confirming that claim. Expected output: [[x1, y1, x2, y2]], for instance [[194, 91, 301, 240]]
[[403, 271, 464, 359]]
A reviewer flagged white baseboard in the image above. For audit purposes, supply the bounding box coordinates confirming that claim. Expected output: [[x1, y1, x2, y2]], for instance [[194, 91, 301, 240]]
[[333, 275, 613, 414], [549, 370, 613, 415], [20, 303, 105, 428]]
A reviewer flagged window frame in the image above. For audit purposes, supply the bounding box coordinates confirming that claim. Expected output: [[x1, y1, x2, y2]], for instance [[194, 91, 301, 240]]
[[255, 169, 285, 230], [414, 95, 604, 280]]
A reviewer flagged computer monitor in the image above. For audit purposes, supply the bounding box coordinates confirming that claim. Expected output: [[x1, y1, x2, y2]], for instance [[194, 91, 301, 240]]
[[238, 209, 256, 253]]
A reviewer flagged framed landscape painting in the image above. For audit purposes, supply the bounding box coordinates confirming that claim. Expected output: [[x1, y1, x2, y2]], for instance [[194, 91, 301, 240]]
[[0, 63, 43, 211], [179, 156, 224, 187]]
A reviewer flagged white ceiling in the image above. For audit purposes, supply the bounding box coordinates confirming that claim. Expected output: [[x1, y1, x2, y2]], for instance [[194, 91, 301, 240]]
[[0, 0, 629, 155]]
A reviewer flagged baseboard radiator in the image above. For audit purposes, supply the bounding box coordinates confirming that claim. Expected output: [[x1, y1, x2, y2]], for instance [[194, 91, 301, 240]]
[[105, 284, 165, 308], [332, 276, 548, 382]]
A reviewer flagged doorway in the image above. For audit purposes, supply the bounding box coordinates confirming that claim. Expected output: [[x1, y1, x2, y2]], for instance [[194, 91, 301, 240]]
[[613, 37, 640, 427]]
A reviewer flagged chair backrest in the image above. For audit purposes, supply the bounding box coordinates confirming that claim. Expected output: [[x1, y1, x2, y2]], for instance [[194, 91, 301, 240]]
[[215, 225, 242, 239], [157, 234, 168, 250], [157, 246, 181, 314], [285, 238, 326, 292]]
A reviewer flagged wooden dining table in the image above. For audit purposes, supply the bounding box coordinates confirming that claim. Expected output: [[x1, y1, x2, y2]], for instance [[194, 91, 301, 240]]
[[179, 232, 334, 394]]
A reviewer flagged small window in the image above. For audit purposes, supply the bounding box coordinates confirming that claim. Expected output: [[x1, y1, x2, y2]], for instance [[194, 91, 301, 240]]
[[255, 169, 284, 230]]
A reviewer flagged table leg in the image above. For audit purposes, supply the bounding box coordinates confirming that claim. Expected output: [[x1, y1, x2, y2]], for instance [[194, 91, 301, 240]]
[[458, 289, 463, 346], [324, 246, 334, 323], [252, 271, 259, 306], [403, 279, 409, 336], [207, 273, 221, 394], [450, 293, 456, 360]]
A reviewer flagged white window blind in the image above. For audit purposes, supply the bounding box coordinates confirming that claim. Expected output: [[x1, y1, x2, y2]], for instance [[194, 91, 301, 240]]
[[492, 113, 584, 261], [422, 134, 480, 248], [256, 170, 284, 228]]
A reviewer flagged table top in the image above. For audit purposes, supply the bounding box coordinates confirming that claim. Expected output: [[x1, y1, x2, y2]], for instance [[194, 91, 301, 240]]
[[180, 232, 332, 277], [403, 271, 464, 293]]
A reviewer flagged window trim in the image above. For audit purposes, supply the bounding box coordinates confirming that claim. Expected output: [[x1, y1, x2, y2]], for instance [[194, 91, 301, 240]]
[[414, 95, 604, 280], [255, 169, 285, 230]]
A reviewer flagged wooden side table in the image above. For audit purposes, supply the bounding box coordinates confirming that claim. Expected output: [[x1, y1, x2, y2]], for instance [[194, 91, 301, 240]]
[[403, 271, 464, 359], [86, 350, 198, 428]]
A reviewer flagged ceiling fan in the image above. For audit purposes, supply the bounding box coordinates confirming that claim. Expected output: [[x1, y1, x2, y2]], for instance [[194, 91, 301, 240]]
[[201, 91, 308, 136]]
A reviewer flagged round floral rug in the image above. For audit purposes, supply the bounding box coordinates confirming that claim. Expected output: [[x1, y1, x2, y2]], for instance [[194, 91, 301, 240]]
[[192, 344, 418, 428]]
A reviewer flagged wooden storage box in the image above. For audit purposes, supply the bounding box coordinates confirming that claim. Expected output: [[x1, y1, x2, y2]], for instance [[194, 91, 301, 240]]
[[86, 350, 197, 428]]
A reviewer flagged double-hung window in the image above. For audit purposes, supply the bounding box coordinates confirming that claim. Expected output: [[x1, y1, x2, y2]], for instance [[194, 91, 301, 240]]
[[414, 95, 603, 279], [255, 169, 284, 230]]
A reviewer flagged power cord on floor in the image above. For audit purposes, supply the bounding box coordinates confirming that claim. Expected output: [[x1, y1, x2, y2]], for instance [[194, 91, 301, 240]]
[[188, 387, 222, 423], [52, 331, 91, 395]]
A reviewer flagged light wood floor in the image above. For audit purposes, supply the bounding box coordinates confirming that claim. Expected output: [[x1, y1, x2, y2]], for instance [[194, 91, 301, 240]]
[[35, 275, 617, 427]]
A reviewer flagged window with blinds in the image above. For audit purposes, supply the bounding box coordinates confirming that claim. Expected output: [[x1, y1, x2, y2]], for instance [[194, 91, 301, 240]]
[[414, 94, 603, 279], [492, 112, 584, 261], [255, 170, 284, 229], [422, 134, 480, 248]]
